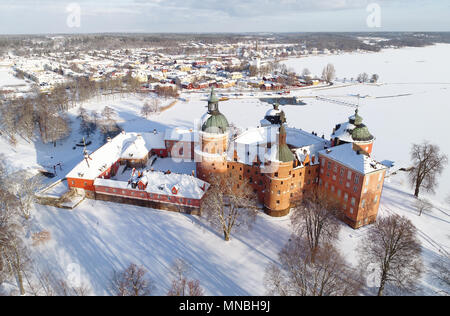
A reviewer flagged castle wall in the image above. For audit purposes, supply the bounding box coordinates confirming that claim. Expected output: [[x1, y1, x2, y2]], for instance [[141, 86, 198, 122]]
[[319, 155, 386, 229]]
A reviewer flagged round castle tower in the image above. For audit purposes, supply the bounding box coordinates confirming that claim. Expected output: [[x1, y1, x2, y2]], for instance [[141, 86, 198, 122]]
[[196, 88, 230, 182], [263, 120, 295, 217], [349, 109, 375, 155], [332, 108, 375, 156]]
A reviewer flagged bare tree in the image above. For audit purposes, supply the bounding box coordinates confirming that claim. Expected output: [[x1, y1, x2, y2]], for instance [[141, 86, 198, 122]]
[[301, 68, 311, 78], [264, 237, 363, 296], [414, 198, 433, 217], [167, 258, 204, 296], [358, 214, 423, 296], [431, 255, 450, 295], [371, 74, 379, 83], [290, 190, 341, 259], [321, 64, 336, 84], [409, 142, 448, 198], [111, 263, 154, 296], [357, 73, 369, 83], [141, 98, 160, 118], [201, 175, 258, 242], [11, 172, 41, 220]]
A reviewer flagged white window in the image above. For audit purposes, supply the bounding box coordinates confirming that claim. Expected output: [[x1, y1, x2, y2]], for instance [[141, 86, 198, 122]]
[[347, 171, 352, 180], [350, 208, 354, 214], [351, 197, 356, 206], [361, 200, 366, 208], [344, 193, 348, 202]]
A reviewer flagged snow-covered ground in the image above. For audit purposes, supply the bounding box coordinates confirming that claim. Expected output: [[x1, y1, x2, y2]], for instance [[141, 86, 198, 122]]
[[0, 44, 449, 295]]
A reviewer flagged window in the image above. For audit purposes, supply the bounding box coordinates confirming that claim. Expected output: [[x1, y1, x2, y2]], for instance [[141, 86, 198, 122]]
[[333, 165, 338, 173], [353, 186, 358, 193], [331, 185, 335, 192], [275, 172, 279, 177], [337, 189, 341, 197], [344, 193, 348, 202], [332, 175, 336, 181], [328, 162, 331, 169], [378, 173, 383, 182], [340, 169, 344, 177], [71, 181, 75, 185], [351, 197, 356, 206], [277, 190, 281, 195], [321, 159, 325, 167], [361, 200, 366, 208], [365, 178, 370, 186], [354, 175, 360, 184], [350, 208, 354, 214], [374, 196, 379, 203], [347, 171, 352, 180]]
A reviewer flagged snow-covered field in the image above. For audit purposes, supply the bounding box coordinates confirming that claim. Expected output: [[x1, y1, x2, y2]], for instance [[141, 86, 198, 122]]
[[0, 44, 449, 295]]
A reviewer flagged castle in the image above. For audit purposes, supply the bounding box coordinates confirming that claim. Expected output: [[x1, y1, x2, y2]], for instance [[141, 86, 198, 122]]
[[67, 88, 387, 229]]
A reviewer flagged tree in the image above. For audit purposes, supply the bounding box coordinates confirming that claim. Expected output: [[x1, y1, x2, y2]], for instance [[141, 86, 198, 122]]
[[264, 237, 363, 296], [357, 73, 369, 83], [321, 64, 336, 83], [141, 98, 160, 118], [167, 258, 204, 296], [301, 68, 311, 78], [371, 74, 379, 83], [431, 255, 450, 295], [201, 175, 258, 241], [11, 172, 41, 220], [111, 263, 154, 296], [290, 190, 340, 260], [101, 106, 116, 122], [358, 214, 423, 296], [408, 142, 448, 198], [414, 198, 433, 217]]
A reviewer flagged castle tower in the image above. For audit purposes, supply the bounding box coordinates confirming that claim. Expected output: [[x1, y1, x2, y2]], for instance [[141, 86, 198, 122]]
[[331, 108, 375, 156], [263, 123, 295, 217], [349, 109, 375, 155], [195, 88, 230, 182]]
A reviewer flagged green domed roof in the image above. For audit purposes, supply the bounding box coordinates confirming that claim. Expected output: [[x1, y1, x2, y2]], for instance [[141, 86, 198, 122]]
[[202, 87, 229, 134], [352, 124, 374, 142], [202, 113, 229, 134], [354, 110, 363, 126], [208, 87, 219, 104]]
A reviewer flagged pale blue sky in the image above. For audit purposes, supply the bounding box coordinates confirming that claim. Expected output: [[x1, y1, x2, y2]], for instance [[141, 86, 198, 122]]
[[0, 0, 449, 34]]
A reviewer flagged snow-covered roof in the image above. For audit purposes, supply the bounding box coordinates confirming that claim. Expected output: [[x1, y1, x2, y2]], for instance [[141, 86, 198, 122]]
[[164, 128, 199, 142], [120, 135, 151, 159], [94, 171, 209, 200], [67, 132, 165, 180], [319, 143, 387, 174], [228, 126, 328, 165], [331, 121, 355, 142]]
